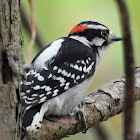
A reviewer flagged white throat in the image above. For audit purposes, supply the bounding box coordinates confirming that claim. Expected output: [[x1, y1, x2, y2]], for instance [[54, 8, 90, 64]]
[[97, 47, 108, 60]]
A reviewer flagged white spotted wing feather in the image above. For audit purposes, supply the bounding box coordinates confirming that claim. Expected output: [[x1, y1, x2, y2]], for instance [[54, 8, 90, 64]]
[[21, 37, 97, 112]]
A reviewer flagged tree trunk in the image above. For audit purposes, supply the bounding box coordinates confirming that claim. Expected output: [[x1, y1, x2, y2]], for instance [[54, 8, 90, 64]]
[[0, 0, 24, 140]]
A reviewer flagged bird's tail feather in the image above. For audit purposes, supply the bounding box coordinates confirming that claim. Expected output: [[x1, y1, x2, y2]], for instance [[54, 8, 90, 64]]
[[22, 103, 45, 132]]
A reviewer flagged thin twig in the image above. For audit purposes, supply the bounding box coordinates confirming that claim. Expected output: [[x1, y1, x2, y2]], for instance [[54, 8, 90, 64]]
[[26, 0, 36, 65], [115, 0, 135, 140], [20, 5, 45, 49]]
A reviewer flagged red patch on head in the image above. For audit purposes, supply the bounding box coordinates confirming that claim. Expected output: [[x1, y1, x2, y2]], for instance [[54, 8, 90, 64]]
[[70, 25, 89, 34]]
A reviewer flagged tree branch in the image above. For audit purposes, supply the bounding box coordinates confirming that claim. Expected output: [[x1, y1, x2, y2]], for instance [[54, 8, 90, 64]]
[[24, 67, 140, 140], [115, 0, 135, 139]]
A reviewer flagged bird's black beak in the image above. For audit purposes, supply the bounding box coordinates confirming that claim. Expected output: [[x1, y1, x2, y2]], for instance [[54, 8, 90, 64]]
[[111, 35, 123, 42]]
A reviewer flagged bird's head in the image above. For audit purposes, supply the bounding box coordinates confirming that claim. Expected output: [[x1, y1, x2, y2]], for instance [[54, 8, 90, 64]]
[[68, 21, 122, 48]]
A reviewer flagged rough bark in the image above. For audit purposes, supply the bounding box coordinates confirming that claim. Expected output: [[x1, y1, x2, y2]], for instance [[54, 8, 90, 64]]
[[0, 0, 24, 140], [24, 67, 140, 140]]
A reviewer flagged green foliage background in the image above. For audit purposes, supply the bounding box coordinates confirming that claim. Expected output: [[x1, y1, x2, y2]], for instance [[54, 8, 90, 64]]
[[21, 0, 140, 139]]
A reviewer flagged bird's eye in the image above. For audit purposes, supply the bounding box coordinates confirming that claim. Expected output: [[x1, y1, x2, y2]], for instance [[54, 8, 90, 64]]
[[101, 30, 108, 38]]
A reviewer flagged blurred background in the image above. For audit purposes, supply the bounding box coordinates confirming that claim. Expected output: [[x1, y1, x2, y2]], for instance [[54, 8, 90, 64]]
[[21, 0, 140, 139]]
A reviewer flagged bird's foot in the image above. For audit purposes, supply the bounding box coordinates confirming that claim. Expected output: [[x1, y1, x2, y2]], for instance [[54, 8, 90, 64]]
[[70, 102, 88, 133]]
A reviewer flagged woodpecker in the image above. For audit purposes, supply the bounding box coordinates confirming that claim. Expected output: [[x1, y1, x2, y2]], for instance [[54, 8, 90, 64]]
[[21, 21, 122, 132]]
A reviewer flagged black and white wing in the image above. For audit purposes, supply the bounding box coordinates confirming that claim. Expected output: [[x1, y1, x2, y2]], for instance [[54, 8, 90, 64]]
[[21, 37, 97, 111]]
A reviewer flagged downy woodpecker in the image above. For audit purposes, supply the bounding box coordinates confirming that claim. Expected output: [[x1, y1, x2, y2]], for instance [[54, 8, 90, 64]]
[[21, 21, 122, 132]]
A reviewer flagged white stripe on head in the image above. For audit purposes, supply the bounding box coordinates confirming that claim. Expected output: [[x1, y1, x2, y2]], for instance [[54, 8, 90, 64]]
[[33, 39, 64, 71], [69, 35, 92, 48], [92, 37, 105, 46], [87, 24, 108, 30], [81, 24, 107, 30]]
